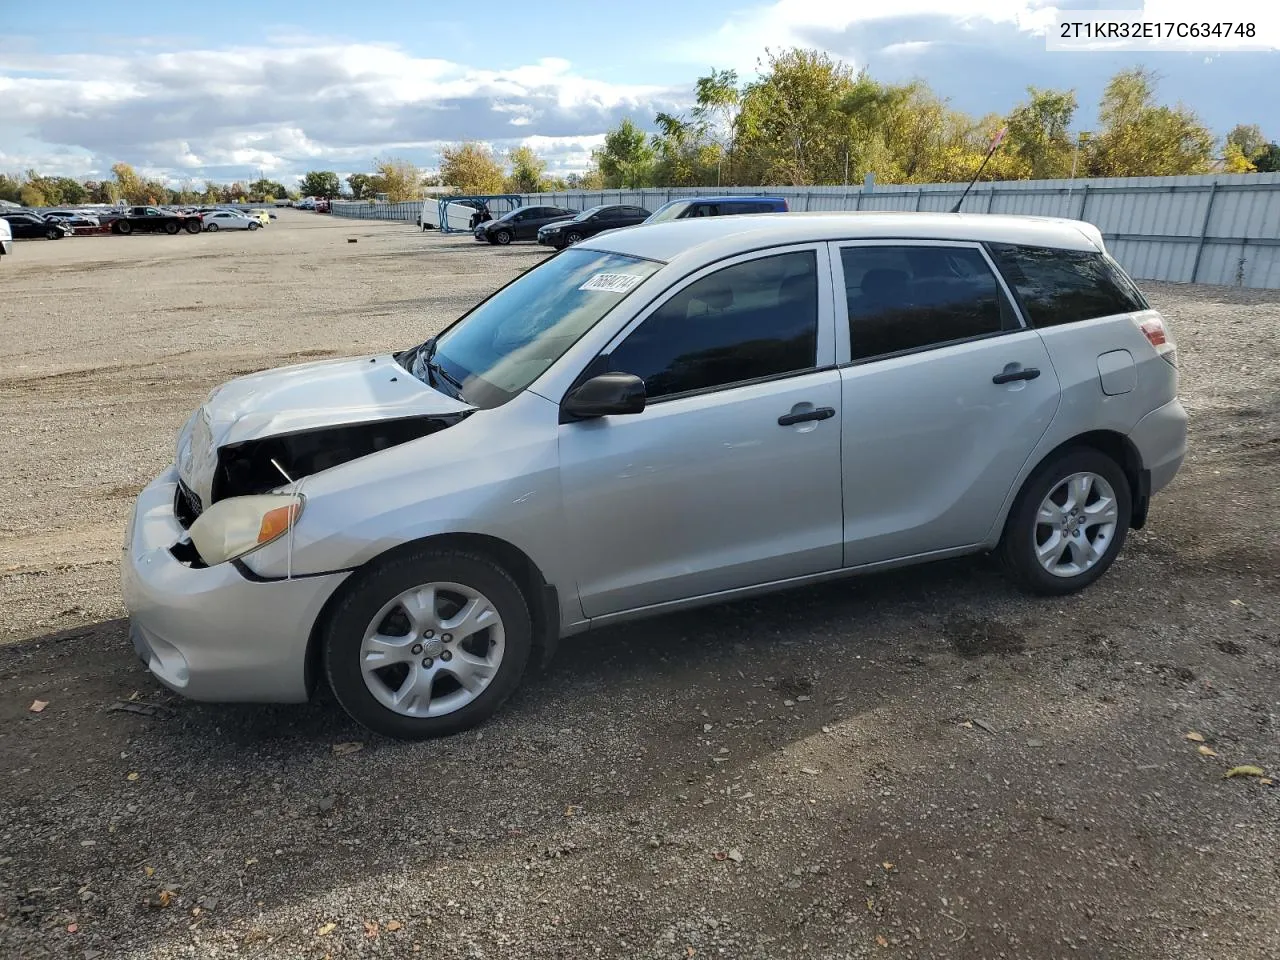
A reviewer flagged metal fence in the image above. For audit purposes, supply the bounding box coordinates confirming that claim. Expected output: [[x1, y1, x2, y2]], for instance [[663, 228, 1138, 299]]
[[332, 172, 1280, 289]]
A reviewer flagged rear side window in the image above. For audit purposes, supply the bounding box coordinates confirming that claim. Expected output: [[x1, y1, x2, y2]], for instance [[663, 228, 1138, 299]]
[[841, 245, 1019, 361], [987, 244, 1148, 327], [607, 251, 819, 399]]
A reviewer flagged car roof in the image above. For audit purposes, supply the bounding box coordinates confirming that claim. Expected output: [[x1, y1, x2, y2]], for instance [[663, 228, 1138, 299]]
[[659, 196, 786, 204], [581, 212, 1105, 265]]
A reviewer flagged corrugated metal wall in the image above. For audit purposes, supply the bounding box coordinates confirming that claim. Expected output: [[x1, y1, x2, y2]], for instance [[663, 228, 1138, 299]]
[[331, 173, 1280, 289]]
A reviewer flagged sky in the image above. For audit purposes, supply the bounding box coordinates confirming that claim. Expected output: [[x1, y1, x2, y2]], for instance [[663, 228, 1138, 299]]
[[1, 0, 1277, 187]]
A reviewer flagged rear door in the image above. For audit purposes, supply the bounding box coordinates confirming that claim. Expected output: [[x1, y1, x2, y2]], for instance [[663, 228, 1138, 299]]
[[559, 245, 844, 616], [833, 241, 1062, 566]]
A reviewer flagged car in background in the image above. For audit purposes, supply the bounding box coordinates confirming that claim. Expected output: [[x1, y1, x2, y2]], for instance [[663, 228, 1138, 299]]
[[2, 212, 73, 240], [111, 206, 204, 235], [315, 198, 331, 213], [474, 205, 578, 245], [644, 196, 789, 223], [246, 208, 272, 226], [202, 211, 261, 232], [297, 198, 316, 210], [274, 199, 293, 208], [537, 204, 651, 249], [0, 216, 11, 261], [45, 210, 100, 228]]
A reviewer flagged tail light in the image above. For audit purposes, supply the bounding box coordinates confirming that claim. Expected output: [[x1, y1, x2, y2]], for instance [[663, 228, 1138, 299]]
[[1133, 313, 1177, 367]]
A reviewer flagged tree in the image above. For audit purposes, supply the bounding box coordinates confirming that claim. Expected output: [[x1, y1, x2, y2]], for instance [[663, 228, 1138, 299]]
[[346, 173, 374, 199], [504, 145, 548, 193], [112, 163, 145, 203], [19, 182, 47, 207], [1087, 68, 1214, 177], [1226, 124, 1267, 160], [91, 179, 121, 204], [692, 68, 741, 183], [594, 118, 654, 188], [298, 170, 341, 198], [249, 178, 288, 200], [439, 142, 506, 194], [565, 169, 604, 190], [364, 157, 423, 201], [0, 174, 21, 203], [1005, 87, 1078, 179], [1222, 142, 1256, 173], [202, 181, 221, 203], [1252, 143, 1280, 173]]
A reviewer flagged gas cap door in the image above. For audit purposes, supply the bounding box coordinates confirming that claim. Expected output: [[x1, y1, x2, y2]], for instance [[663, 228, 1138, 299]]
[[1097, 349, 1136, 396]]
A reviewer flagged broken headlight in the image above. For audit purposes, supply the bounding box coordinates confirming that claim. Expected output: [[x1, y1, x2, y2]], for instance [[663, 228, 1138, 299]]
[[188, 494, 304, 566]]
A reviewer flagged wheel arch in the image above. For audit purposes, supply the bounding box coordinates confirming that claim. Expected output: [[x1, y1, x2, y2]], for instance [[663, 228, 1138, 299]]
[[997, 429, 1147, 545], [303, 532, 560, 698]]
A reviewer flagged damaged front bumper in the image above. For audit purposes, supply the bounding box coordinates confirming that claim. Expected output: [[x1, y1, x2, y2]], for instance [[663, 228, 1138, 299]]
[[121, 467, 349, 702]]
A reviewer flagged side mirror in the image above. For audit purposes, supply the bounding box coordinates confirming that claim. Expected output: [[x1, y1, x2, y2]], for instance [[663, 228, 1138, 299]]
[[561, 373, 646, 421]]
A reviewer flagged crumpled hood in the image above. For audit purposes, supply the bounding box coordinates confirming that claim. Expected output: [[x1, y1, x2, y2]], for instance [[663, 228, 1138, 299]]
[[177, 353, 472, 506]]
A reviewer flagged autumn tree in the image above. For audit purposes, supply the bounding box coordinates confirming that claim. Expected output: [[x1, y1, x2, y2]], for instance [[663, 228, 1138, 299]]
[[504, 145, 548, 193], [1005, 87, 1078, 179], [363, 157, 423, 201], [1087, 68, 1214, 177], [439, 142, 505, 194], [1226, 124, 1267, 160], [112, 162, 145, 203]]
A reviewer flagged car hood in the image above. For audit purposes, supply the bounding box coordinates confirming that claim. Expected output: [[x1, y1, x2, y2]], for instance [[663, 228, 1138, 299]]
[[176, 354, 473, 506]]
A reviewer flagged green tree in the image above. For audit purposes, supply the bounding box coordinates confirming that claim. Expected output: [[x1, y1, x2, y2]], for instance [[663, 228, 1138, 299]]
[[439, 142, 506, 194], [249, 178, 288, 200], [298, 170, 341, 198], [693, 68, 741, 183], [1087, 68, 1214, 177], [594, 118, 654, 188], [1005, 87, 1078, 179], [0, 174, 22, 203], [91, 179, 121, 204], [19, 182, 47, 207], [1252, 143, 1280, 173], [504, 145, 548, 193], [346, 173, 374, 199]]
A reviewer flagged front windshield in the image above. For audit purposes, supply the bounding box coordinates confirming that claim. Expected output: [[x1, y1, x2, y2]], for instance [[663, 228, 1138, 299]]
[[420, 248, 662, 408], [572, 205, 606, 222], [645, 200, 690, 223]]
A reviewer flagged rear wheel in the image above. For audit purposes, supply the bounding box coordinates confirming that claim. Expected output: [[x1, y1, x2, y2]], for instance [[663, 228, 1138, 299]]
[[185, 220, 201, 234], [115, 220, 132, 235], [205, 222, 219, 232], [999, 446, 1131, 595], [323, 549, 533, 740], [164, 221, 179, 235], [493, 229, 512, 245], [46, 227, 61, 240]]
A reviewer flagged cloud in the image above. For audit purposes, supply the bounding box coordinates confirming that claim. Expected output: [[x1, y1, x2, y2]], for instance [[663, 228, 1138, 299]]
[[0, 41, 687, 184]]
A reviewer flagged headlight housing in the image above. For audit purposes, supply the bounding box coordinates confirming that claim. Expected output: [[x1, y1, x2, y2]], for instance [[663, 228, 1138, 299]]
[[188, 494, 304, 566]]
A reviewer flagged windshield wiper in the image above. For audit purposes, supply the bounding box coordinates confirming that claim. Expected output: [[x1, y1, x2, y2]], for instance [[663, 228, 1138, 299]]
[[410, 337, 465, 402]]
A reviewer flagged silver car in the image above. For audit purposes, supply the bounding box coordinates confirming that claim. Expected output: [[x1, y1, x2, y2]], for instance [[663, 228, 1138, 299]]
[[123, 213, 1187, 739]]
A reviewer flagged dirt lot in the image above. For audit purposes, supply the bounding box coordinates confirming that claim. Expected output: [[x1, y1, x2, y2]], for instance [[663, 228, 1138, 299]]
[[1, 213, 1277, 960]]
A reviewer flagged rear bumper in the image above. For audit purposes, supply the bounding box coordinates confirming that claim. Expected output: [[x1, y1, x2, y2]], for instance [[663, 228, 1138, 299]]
[[1129, 397, 1188, 496], [121, 467, 349, 703]]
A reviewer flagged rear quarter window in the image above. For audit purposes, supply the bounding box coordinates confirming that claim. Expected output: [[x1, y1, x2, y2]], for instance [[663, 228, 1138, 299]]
[[988, 244, 1148, 328]]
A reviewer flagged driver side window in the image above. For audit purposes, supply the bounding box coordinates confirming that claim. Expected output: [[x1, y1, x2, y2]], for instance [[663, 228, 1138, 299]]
[[607, 251, 820, 401]]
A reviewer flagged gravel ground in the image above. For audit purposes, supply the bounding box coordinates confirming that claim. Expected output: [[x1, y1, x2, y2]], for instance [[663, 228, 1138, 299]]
[[1, 213, 1277, 960]]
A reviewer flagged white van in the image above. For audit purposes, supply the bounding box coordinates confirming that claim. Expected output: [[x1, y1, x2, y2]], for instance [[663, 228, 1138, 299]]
[[419, 198, 492, 232]]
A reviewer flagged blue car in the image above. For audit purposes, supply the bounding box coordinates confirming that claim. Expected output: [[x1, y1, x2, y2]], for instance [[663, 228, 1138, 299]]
[[644, 195, 789, 223]]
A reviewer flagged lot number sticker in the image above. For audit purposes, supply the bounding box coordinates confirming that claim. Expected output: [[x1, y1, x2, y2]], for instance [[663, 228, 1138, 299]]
[[579, 273, 645, 293]]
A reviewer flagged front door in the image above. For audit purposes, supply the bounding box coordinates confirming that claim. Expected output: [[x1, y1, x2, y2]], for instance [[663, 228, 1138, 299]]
[[559, 245, 845, 617], [832, 240, 1062, 566]]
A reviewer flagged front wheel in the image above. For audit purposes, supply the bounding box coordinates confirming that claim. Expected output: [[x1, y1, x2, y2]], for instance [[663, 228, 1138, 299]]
[[248, 221, 260, 230], [323, 549, 533, 740], [205, 222, 218, 232], [493, 229, 512, 245], [999, 446, 1131, 595], [565, 230, 584, 245], [46, 228, 62, 240]]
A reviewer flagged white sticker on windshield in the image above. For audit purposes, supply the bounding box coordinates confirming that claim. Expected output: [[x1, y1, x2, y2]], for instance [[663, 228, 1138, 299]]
[[579, 272, 645, 293]]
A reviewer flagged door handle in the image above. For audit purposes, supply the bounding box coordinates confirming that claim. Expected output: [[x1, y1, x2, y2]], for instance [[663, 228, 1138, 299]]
[[992, 366, 1041, 385], [778, 406, 835, 426]]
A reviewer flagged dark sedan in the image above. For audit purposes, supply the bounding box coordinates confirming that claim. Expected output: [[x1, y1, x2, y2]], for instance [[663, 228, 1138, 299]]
[[1, 213, 73, 240], [536, 204, 651, 250], [474, 205, 578, 245]]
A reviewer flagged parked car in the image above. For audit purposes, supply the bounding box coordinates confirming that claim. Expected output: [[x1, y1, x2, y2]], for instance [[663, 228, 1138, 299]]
[[122, 212, 1186, 740], [315, 198, 331, 213], [297, 198, 316, 210], [111, 206, 203, 235], [0, 216, 11, 261], [274, 200, 293, 208], [202, 211, 261, 231], [644, 196, 789, 222], [537, 204, 651, 249], [474, 205, 577, 244], [45, 210, 100, 227], [2, 212, 72, 240], [246, 208, 271, 225]]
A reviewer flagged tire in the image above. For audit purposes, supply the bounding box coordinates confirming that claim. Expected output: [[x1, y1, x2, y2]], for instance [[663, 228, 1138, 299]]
[[115, 220, 132, 235], [185, 220, 201, 234], [999, 446, 1131, 596], [323, 548, 533, 740], [205, 222, 218, 232], [248, 221, 260, 230], [164, 221, 179, 235], [565, 230, 584, 245], [46, 228, 61, 240], [493, 229, 512, 245]]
